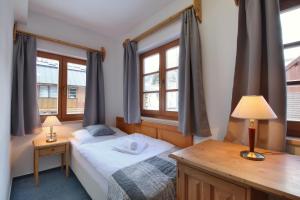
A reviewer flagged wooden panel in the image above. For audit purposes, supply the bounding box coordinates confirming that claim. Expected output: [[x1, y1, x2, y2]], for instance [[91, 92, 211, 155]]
[[178, 164, 247, 200], [158, 129, 193, 148], [116, 117, 135, 133], [134, 124, 157, 138], [171, 140, 300, 200], [39, 145, 65, 156], [116, 116, 193, 147]]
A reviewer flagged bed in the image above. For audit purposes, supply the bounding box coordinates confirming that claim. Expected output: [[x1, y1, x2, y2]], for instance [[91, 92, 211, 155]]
[[70, 117, 193, 200]]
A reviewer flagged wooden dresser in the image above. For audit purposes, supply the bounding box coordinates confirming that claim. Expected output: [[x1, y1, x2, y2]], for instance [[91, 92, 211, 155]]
[[170, 140, 300, 200]]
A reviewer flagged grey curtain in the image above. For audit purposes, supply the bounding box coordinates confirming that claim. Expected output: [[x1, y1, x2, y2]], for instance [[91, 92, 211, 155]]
[[123, 41, 141, 124], [178, 8, 211, 137], [11, 33, 41, 136], [83, 51, 105, 126], [225, 0, 286, 152]]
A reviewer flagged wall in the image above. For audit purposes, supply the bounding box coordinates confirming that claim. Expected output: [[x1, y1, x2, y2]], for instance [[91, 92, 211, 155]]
[[11, 11, 123, 177], [0, 0, 14, 198], [121, 0, 239, 141]]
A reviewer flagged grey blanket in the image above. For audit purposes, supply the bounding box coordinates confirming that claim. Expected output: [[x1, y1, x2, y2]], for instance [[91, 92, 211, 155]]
[[107, 149, 178, 200]]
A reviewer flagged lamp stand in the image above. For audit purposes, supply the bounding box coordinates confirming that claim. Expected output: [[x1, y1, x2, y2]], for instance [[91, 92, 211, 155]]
[[46, 126, 57, 143], [240, 119, 265, 161]]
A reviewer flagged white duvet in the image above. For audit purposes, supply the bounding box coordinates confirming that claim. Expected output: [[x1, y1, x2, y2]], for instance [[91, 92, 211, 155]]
[[77, 133, 174, 180]]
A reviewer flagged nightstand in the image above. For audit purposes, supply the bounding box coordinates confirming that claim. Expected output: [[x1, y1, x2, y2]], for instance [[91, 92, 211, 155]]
[[32, 137, 70, 185]]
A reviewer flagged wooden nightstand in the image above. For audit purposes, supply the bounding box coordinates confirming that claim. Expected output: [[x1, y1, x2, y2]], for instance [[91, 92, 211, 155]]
[[32, 137, 70, 185]]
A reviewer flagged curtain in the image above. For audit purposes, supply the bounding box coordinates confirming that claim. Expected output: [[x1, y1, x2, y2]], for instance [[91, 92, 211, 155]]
[[83, 51, 105, 126], [123, 41, 141, 124], [11, 33, 41, 136], [225, 0, 286, 152], [178, 8, 211, 137]]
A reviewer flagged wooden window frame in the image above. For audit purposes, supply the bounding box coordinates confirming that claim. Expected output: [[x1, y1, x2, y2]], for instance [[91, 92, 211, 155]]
[[280, 4, 300, 137], [37, 51, 86, 122], [140, 40, 179, 120]]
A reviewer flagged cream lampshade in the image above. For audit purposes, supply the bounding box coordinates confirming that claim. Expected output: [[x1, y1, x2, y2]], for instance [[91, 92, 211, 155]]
[[43, 116, 62, 143], [231, 96, 277, 161]]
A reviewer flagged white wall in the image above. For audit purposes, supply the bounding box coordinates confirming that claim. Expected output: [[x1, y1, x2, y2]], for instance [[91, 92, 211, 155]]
[[0, 0, 14, 198], [121, 0, 238, 141], [11, 11, 124, 177]]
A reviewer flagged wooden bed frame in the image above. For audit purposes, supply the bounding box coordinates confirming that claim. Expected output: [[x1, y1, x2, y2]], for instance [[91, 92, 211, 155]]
[[116, 117, 193, 148]]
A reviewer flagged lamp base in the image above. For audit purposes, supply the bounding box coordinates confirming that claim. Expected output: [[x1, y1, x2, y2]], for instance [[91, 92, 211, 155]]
[[46, 138, 57, 143], [240, 150, 265, 161]]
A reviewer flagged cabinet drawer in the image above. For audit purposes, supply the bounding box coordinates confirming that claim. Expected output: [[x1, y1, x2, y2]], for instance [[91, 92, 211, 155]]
[[39, 145, 66, 156]]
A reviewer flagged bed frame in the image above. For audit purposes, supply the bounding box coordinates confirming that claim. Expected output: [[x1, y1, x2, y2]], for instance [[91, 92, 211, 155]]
[[116, 116, 193, 148]]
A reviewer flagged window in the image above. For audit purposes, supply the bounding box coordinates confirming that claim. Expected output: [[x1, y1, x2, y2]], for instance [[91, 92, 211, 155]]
[[280, 4, 300, 137], [140, 40, 179, 120], [36, 51, 86, 121], [68, 87, 77, 99]]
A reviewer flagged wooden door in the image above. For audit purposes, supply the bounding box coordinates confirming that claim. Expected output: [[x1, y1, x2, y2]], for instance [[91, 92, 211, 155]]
[[177, 164, 248, 200]]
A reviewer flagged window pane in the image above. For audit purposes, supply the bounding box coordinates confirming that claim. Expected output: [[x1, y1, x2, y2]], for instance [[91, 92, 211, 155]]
[[39, 85, 49, 98], [284, 46, 300, 67], [280, 7, 300, 44], [67, 62, 86, 114], [144, 54, 159, 74], [36, 57, 59, 115], [49, 85, 58, 98], [166, 46, 179, 69], [166, 91, 178, 112], [143, 93, 159, 110], [287, 85, 300, 121], [144, 73, 159, 92], [166, 69, 178, 90]]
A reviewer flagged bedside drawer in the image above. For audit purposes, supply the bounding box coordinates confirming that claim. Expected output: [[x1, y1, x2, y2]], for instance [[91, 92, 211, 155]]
[[39, 145, 66, 156]]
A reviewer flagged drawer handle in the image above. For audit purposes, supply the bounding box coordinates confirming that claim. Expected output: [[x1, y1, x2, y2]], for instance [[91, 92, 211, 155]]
[[51, 148, 55, 151]]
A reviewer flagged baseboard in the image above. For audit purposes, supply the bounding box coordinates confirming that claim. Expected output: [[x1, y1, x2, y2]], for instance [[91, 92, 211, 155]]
[[12, 167, 63, 180]]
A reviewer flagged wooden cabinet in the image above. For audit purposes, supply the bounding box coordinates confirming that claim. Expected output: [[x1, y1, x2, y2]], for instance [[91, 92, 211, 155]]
[[177, 164, 247, 200], [170, 140, 300, 200]]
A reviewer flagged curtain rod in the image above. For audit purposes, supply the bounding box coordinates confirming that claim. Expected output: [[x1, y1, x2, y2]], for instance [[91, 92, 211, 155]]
[[124, 0, 202, 44], [14, 25, 106, 60]]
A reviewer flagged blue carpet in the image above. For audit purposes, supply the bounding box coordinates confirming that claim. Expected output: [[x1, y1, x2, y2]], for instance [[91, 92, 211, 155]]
[[10, 168, 91, 200]]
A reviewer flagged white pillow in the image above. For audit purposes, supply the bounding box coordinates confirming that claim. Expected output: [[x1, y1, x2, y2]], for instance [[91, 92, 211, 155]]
[[113, 138, 148, 155], [72, 129, 94, 144]]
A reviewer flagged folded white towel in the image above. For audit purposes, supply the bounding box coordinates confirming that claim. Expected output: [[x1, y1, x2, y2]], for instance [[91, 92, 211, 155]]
[[113, 138, 148, 155]]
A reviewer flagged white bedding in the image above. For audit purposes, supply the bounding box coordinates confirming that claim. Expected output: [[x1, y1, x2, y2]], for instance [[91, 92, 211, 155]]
[[77, 133, 175, 180]]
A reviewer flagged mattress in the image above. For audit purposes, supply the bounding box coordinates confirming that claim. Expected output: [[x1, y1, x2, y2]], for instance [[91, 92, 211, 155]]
[[71, 140, 109, 200]]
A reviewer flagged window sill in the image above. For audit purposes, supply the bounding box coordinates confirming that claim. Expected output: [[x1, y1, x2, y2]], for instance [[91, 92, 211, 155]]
[[286, 136, 300, 147], [141, 116, 178, 126], [60, 120, 83, 125]]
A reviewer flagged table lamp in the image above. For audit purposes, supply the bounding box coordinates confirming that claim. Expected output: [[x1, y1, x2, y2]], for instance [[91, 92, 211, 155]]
[[42, 116, 62, 143], [231, 96, 277, 161]]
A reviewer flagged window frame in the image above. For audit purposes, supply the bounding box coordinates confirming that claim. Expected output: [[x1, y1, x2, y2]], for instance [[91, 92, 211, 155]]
[[280, 4, 300, 137], [140, 39, 179, 120], [37, 51, 86, 122]]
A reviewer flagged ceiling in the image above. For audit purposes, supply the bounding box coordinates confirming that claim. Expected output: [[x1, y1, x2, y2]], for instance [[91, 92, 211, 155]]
[[28, 0, 174, 39]]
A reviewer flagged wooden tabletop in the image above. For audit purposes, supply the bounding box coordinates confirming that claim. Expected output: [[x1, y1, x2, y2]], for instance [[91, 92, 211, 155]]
[[33, 137, 70, 149], [170, 140, 300, 200]]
